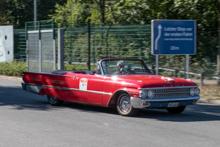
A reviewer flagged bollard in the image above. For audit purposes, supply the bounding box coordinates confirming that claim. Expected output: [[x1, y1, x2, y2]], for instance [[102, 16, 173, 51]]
[[174, 69, 178, 77], [200, 73, 204, 88], [217, 76, 220, 86]]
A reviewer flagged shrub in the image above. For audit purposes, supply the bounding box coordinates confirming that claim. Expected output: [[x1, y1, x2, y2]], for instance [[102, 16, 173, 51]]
[[0, 60, 26, 76]]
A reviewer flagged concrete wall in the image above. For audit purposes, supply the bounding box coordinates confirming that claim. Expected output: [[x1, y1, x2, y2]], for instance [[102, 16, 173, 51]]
[[0, 25, 14, 63]]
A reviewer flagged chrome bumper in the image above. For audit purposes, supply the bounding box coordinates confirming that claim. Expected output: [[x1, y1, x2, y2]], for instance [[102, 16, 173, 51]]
[[21, 82, 43, 94], [21, 82, 26, 90], [131, 96, 200, 109]]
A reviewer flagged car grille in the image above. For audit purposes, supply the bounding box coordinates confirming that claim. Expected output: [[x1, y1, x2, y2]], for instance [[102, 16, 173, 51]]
[[152, 88, 190, 99]]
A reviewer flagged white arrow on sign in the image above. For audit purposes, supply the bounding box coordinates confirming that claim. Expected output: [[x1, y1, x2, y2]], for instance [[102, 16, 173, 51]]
[[155, 25, 162, 50]]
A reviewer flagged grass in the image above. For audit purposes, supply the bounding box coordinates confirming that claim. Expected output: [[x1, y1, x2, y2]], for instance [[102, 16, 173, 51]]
[[199, 84, 220, 100]]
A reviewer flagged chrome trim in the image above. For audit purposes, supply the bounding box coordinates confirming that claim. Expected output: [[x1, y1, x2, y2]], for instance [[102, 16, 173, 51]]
[[97, 61, 105, 76], [99, 57, 151, 76], [140, 96, 200, 102], [131, 96, 200, 108], [24, 72, 74, 78], [138, 86, 198, 90], [50, 86, 112, 95], [119, 95, 131, 112], [107, 89, 131, 106], [21, 82, 26, 90], [24, 83, 44, 94], [23, 83, 112, 95], [24, 70, 95, 78]]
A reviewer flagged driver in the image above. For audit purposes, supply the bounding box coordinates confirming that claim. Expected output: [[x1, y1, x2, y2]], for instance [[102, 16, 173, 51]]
[[117, 60, 129, 74]]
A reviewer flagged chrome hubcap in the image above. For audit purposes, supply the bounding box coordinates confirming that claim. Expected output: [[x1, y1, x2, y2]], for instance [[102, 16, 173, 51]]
[[119, 96, 130, 112], [50, 96, 57, 103]]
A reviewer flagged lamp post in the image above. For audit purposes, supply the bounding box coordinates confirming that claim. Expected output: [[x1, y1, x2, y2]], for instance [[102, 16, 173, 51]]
[[34, 0, 37, 29]]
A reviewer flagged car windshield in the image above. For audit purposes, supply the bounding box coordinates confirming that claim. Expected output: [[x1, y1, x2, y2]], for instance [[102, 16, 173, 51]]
[[101, 59, 151, 76]]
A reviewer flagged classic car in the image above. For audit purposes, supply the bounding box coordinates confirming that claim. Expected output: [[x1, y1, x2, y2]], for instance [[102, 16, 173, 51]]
[[21, 57, 200, 116]]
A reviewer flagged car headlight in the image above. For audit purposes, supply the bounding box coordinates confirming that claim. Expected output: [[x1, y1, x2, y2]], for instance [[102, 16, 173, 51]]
[[139, 90, 147, 98], [190, 88, 195, 96], [147, 90, 154, 98], [195, 88, 200, 96]]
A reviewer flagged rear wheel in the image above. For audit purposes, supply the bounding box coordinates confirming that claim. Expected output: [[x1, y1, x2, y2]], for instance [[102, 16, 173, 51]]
[[166, 106, 186, 114], [47, 95, 64, 106], [116, 93, 138, 116]]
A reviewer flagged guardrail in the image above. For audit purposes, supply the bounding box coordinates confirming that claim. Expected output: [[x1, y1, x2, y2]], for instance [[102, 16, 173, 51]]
[[155, 66, 220, 87]]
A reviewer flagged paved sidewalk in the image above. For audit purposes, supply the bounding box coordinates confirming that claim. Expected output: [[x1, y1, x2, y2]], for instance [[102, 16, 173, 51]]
[[192, 79, 217, 85], [0, 75, 22, 81], [198, 99, 220, 105]]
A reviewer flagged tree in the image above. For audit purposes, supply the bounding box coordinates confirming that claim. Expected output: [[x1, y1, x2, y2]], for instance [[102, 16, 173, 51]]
[[50, 0, 220, 75], [3, 0, 67, 28], [52, 0, 100, 26], [214, 0, 220, 83], [172, 0, 219, 79], [52, 0, 180, 25], [0, 0, 7, 25]]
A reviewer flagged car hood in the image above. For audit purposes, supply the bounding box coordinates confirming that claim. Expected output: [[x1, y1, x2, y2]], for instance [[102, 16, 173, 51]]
[[114, 74, 197, 88]]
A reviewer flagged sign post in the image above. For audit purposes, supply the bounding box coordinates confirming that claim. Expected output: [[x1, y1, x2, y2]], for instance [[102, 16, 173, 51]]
[[156, 55, 159, 75], [151, 20, 196, 78]]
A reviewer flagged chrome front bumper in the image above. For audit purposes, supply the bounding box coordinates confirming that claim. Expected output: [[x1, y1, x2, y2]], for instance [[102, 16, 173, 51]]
[[131, 96, 200, 109]]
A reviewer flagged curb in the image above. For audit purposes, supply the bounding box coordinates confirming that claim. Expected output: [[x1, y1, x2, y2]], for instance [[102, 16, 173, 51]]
[[198, 99, 220, 105]]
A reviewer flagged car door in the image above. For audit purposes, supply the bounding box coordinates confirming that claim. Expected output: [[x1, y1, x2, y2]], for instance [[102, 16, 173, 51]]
[[76, 74, 105, 105]]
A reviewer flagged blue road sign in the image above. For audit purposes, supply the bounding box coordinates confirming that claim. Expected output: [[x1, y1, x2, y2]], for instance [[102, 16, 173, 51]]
[[151, 20, 196, 55]]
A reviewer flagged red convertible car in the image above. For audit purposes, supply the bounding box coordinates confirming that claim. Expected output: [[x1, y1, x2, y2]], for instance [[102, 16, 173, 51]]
[[22, 57, 200, 116]]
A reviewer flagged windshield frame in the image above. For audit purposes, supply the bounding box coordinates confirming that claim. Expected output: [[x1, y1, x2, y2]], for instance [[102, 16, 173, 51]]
[[97, 58, 151, 76]]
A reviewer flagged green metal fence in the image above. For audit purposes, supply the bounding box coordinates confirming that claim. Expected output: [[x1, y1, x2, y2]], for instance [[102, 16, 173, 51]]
[[60, 23, 218, 75], [14, 21, 219, 76], [14, 29, 26, 61], [157, 31, 218, 77], [61, 23, 153, 70]]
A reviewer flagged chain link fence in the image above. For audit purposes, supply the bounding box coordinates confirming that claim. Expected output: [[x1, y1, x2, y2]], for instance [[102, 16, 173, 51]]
[[26, 20, 56, 72]]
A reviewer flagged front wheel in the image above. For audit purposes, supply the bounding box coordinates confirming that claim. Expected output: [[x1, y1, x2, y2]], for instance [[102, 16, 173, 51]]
[[116, 94, 138, 116], [166, 106, 186, 114], [47, 95, 64, 106]]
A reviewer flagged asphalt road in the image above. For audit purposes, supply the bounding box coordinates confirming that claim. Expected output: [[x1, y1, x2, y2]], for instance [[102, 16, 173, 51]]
[[0, 79, 220, 147]]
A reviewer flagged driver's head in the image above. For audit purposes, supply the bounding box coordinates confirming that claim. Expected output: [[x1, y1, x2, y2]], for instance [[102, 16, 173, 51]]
[[117, 60, 125, 68]]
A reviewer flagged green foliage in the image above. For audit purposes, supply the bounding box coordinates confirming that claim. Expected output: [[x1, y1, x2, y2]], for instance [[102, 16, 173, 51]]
[[50, 0, 220, 74], [52, 0, 96, 26], [51, 0, 219, 29], [2, 0, 67, 28], [51, 0, 184, 24], [191, 58, 217, 74], [64, 63, 76, 70], [0, 60, 26, 76], [173, 0, 218, 28], [0, 0, 7, 25], [2, 0, 220, 76], [64, 63, 96, 71]]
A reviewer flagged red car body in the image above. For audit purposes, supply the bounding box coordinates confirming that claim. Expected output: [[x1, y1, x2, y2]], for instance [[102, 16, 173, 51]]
[[22, 58, 200, 116]]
